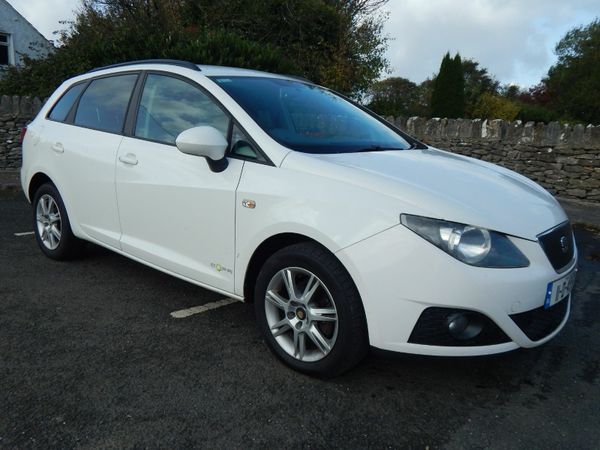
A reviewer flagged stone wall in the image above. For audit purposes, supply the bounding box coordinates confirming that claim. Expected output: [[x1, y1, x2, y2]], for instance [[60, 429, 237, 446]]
[[0, 95, 43, 169], [386, 117, 600, 203], [0, 94, 599, 202]]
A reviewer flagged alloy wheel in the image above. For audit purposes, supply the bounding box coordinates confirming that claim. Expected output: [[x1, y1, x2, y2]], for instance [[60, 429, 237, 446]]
[[264, 267, 338, 362], [36, 194, 62, 250]]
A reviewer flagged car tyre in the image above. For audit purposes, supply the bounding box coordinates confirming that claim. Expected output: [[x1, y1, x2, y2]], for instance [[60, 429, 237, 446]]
[[32, 182, 83, 260], [254, 242, 369, 377]]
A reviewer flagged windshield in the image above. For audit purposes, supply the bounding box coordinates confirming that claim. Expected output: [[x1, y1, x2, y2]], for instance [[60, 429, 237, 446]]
[[211, 76, 412, 154]]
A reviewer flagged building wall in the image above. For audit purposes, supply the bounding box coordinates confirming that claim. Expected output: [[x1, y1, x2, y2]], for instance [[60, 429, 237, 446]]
[[0, 0, 52, 71], [0, 95, 599, 203]]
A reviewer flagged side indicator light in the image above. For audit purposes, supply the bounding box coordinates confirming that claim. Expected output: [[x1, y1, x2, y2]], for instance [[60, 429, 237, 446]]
[[242, 199, 256, 209]]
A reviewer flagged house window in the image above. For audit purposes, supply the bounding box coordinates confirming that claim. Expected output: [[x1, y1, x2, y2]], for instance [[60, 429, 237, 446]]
[[0, 33, 11, 66]]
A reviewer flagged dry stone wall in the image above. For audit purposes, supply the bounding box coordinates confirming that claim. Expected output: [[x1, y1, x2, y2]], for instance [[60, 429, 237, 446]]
[[0, 95, 598, 202], [0, 95, 43, 169]]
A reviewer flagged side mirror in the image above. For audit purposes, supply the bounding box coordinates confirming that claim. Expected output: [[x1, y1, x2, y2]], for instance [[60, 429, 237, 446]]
[[175, 126, 229, 172]]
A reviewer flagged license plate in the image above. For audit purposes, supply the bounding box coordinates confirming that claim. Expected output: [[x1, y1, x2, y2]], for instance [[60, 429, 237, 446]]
[[544, 268, 577, 309]]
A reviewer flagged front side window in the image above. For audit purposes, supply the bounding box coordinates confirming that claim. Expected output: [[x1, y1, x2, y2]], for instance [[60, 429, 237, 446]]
[[74, 74, 138, 133], [0, 33, 11, 66], [212, 76, 412, 154], [135, 74, 229, 145], [48, 83, 86, 122], [230, 124, 263, 161]]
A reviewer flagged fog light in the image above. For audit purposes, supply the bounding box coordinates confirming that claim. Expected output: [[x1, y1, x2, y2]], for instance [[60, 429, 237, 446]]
[[409, 307, 510, 346], [446, 313, 483, 340]]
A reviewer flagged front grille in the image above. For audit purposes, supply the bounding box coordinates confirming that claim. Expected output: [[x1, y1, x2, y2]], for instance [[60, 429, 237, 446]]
[[408, 307, 510, 346], [538, 222, 575, 272], [509, 298, 569, 341]]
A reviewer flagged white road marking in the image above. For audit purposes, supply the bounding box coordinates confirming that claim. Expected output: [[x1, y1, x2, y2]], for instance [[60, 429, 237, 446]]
[[170, 297, 240, 319], [14, 231, 35, 237]]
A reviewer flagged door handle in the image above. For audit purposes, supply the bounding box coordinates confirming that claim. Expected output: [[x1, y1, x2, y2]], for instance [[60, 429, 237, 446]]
[[51, 142, 64, 153], [119, 153, 138, 166]]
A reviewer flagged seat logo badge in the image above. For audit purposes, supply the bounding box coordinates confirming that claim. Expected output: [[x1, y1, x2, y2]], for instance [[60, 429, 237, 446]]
[[242, 199, 256, 209], [560, 236, 569, 253]]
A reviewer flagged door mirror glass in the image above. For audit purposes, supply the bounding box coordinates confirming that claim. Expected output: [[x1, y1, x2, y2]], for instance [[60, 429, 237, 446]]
[[176, 126, 228, 161]]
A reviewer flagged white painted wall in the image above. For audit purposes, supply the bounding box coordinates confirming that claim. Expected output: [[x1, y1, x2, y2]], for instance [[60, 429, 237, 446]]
[[0, 0, 53, 71]]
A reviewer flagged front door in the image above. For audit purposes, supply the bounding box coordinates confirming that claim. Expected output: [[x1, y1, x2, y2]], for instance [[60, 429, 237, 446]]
[[115, 73, 242, 293]]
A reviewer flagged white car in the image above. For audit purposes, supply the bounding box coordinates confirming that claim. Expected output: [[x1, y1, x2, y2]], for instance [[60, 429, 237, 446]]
[[21, 60, 577, 376]]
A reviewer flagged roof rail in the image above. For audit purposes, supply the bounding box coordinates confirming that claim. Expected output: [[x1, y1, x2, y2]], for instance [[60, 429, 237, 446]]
[[88, 59, 201, 73], [284, 74, 312, 84]]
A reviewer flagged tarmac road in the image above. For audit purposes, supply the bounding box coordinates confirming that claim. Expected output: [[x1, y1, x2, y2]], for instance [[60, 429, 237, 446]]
[[1, 190, 599, 449]]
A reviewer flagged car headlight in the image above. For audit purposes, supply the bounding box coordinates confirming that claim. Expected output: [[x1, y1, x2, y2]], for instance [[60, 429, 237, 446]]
[[400, 214, 530, 268]]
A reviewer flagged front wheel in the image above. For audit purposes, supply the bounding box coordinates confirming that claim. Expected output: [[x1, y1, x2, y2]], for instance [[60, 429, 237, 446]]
[[254, 242, 369, 377]]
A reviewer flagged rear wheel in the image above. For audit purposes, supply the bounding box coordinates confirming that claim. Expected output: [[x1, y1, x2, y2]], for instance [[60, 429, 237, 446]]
[[33, 183, 83, 260], [254, 242, 369, 377]]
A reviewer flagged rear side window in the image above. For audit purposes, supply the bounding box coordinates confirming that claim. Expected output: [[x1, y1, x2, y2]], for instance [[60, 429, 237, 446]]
[[135, 74, 229, 145], [74, 74, 138, 133], [48, 83, 86, 122]]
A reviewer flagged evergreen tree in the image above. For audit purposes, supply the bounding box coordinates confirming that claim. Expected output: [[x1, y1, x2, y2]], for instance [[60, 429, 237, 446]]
[[452, 53, 466, 117], [430, 52, 465, 118]]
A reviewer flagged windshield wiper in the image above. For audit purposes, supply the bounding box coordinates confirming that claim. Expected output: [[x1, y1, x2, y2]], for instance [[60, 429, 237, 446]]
[[354, 145, 406, 153]]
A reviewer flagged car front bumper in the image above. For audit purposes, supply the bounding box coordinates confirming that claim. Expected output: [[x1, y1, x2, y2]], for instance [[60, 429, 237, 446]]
[[335, 223, 576, 356]]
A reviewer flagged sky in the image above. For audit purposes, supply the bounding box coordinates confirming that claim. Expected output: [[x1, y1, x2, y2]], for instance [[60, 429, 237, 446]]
[[6, 0, 600, 88]]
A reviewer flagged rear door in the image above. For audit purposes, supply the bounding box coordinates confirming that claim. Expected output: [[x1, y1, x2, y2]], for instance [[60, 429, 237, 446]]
[[44, 73, 139, 248], [115, 72, 243, 292]]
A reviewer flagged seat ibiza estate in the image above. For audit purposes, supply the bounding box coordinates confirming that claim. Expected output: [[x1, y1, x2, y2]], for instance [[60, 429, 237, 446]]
[[21, 60, 577, 376]]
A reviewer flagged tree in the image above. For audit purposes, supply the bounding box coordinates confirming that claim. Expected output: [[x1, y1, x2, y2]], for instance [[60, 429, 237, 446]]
[[430, 52, 465, 118], [181, 0, 389, 96], [461, 58, 499, 117], [518, 83, 553, 107], [0, 0, 390, 99], [544, 18, 600, 124], [366, 77, 420, 116], [514, 82, 559, 123], [414, 78, 435, 117], [499, 83, 520, 100], [472, 92, 520, 121], [516, 104, 559, 123]]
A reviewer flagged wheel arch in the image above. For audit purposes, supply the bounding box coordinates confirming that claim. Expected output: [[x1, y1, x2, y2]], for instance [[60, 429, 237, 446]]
[[26, 171, 82, 239], [244, 233, 310, 303], [243, 232, 360, 305], [28, 172, 54, 202]]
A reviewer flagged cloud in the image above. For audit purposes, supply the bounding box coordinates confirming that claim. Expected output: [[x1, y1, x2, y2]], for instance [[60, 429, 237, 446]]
[[382, 0, 598, 87]]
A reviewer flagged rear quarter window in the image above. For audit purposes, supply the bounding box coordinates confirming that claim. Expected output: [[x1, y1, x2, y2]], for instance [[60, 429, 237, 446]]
[[74, 74, 138, 134], [48, 83, 86, 122]]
